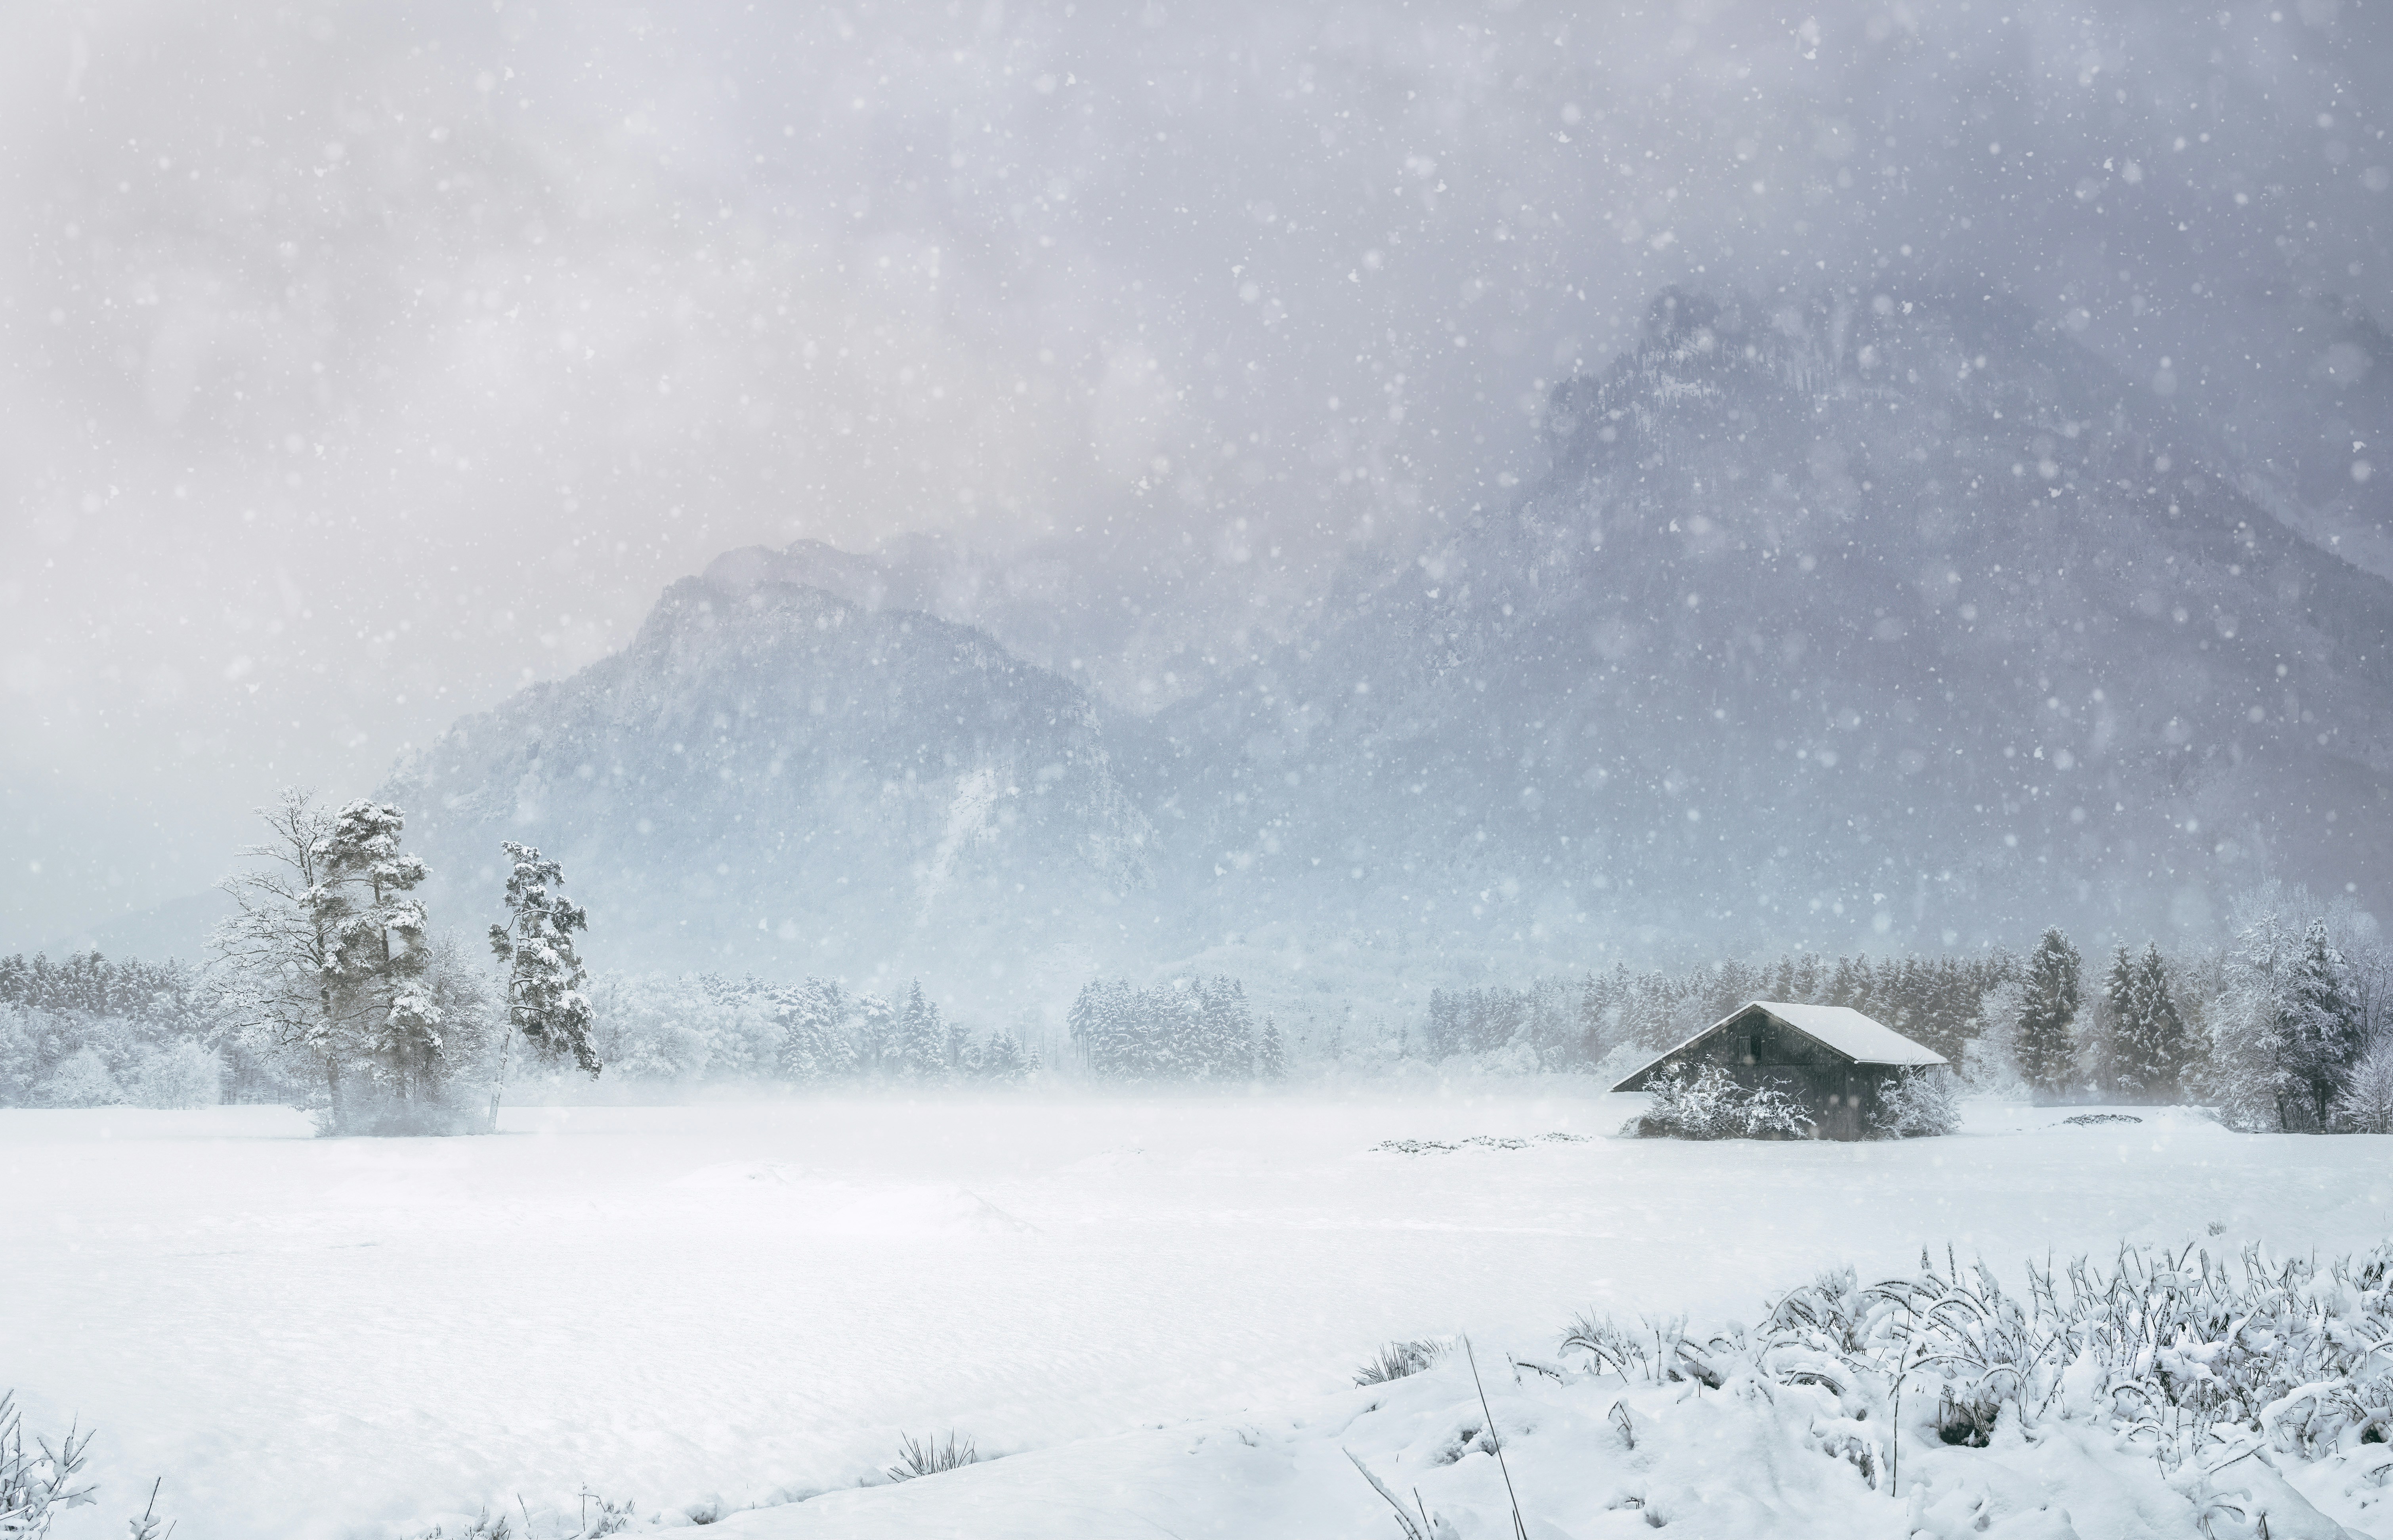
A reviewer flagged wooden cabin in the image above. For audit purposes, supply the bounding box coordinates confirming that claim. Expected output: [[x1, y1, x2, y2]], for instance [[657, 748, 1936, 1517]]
[[1610, 1000, 1949, 1141]]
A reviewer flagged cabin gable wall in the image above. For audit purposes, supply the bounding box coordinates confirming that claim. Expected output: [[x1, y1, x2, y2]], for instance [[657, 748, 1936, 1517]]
[[1631, 1008, 1894, 1140]]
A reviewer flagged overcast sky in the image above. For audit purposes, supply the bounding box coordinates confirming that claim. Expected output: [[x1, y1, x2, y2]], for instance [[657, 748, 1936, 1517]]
[[3, 0, 2385, 947]]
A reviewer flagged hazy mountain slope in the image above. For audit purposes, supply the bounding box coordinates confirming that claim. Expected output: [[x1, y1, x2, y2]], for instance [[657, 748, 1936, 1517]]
[[705, 521, 1329, 717], [1150, 289, 2393, 962], [387, 576, 1157, 994], [372, 287, 2393, 1000]]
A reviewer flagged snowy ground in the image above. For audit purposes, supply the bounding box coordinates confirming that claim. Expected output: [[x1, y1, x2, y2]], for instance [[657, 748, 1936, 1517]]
[[7, 1092, 2391, 1539]]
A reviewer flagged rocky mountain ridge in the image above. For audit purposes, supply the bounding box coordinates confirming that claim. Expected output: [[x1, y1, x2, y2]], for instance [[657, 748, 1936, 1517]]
[[377, 287, 2393, 1008]]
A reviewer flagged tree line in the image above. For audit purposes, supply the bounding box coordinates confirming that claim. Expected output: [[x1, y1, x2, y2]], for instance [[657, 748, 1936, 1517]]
[[1425, 884, 2393, 1134], [1, 790, 1049, 1116], [0, 791, 598, 1133], [625, 973, 1041, 1084], [1426, 951, 2016, 1071], [1066, 975, 1287, 1081]]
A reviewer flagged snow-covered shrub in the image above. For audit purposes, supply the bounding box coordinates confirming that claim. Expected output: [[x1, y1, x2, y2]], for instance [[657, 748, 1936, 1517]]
[[2334, 1038, 2393, 1133], [1633, 1062, 1733, 1137], [886, 1431, 976, 1481], [36, 1047, 123, 1108], [126, 1042, 222, 1109], [1553, 1236, 2393, 1499], [1633, 1062, 1813, 1139], [410, 1508, 512, 1539], [1739, 1078, 1814, 1137], [1867, 1068, 1962, 1138], [1, 1391, 97, 1536], [1855, 1241, 2393, 1469], [1354, 1339, 1446, 1385]]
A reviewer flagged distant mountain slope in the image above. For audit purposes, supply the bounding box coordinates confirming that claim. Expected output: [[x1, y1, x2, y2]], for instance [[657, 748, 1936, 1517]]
[[378, 287, 2393, 1001], [388, 576, 1157, 993], [1153, 289, 2393, 958]]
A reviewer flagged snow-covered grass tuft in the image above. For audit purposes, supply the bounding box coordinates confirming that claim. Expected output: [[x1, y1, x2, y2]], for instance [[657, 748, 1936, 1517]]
[[1354, 1339, 1448, 1386], [412, 1506, 515, 1539], [885, 1429, 977, 1482], [1557, 1311, 1693, 1383], [0, 1390, 100, 1537], [1565, 1237, 2393, 1489]]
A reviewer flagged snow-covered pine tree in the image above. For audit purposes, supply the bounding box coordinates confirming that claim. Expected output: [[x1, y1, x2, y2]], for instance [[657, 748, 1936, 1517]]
[[1138, 985, 1182, 1078], [1258, 1017, 1287, 1081], [2014, 928, 2082, 1101], [1066, 980, 1106, 1075], [2284, 918, 2363, 1130], [488, 842, 600, 1080], [774, 978, 856, 1082], [1224, 980, 1255, 1077], [850, 991, 896, 1075], [325, 801, 445, 1123], [2119, 943, 2189, 1103], [2091, 943, 2134, 1097], [974, 1029, 1032, 1082], [890, 982, 947, 1078]]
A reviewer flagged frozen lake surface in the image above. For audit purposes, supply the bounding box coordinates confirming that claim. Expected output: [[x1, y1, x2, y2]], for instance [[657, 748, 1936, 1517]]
[[8, 1093, 2389, 1538]]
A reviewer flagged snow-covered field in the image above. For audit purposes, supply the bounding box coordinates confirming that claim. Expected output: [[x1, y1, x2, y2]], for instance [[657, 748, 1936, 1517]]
[[8, 1093, 2391, 1539]]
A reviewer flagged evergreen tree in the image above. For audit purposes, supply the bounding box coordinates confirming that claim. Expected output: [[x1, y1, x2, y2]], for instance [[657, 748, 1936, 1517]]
[[774, 979, 856, 1082], [851, 991, 896, 1073], [974, 1029, 1033, 1082], [889, 981, 947, 1078], [2015, 928, 2082, 1100], [2285, 919, 2362, 1130], [326, 801, 444, 1113], [2118, 943, 2187, 1102], [2093, 943, 2135, 1097], [488, 842, 600, 1077], [1258, 1017, 1287, 1080]]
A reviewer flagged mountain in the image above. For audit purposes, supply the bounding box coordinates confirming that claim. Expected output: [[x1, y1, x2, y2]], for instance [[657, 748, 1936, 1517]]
[[1153, 288, 2393, 966], [388, 574, 1159, 1001], [2211, 290, 2393, 584], [379, 287, 2393, 1010]]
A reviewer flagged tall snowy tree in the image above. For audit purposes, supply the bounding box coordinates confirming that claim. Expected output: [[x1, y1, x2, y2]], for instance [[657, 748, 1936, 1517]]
[[1258, 1017, 1287, 1081], [888, 981, 947, 1078], [2284, 918, 2362, 1130], [2115, 943, 2188, 1103], [2211, 912, 2299, 1132], [2014, 928, 2082, 1100], [325, 801, 445, 1117], [774, 978, 856, 1082], [213, 790, 376, 1126], [972, 1028, 1034, 1082], [488, 842, 600, 1079], [2336, 1039, 2393, 1134], [2090, 943, 2135, 1096]]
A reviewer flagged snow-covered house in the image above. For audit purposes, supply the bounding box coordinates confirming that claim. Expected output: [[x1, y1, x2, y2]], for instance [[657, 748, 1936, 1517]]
[[1610, 1001, 1949, 1141]]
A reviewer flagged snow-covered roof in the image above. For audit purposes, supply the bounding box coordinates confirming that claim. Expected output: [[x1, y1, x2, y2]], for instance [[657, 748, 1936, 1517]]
[[1610, 1000, 1946, 1091], [1742, 1002, 1948, 1067]]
